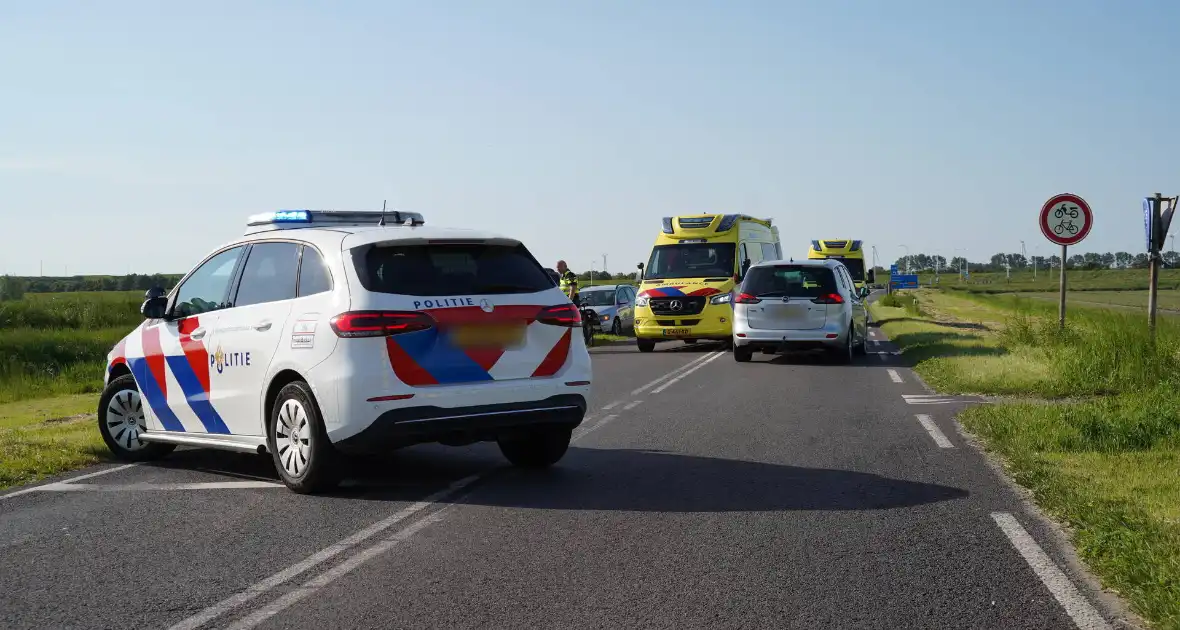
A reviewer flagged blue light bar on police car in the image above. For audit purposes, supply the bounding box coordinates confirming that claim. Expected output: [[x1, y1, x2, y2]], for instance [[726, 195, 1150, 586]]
[[245, 209, 426, 231]]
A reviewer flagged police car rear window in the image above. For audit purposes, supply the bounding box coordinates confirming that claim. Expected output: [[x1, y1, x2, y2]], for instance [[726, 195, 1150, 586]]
[[352, 242, 555, 296], [743, 265, 836, 298]]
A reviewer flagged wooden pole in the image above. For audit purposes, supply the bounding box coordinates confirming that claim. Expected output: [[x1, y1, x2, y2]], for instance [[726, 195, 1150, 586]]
[[1059, 244, 1067, 330]]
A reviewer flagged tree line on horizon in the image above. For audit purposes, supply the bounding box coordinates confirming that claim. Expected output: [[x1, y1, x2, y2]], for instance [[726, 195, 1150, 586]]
[[887, 250, 1180, 274]]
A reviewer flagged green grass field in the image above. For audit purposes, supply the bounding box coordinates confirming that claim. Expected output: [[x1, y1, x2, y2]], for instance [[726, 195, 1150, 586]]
[[871, 290, 1180, 627], [924, 267, 1180, 294]]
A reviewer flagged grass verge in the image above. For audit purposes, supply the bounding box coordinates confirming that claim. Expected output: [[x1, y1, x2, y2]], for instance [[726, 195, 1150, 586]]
[[0, 394, 106, 491], [871, 290, 1180, 628]]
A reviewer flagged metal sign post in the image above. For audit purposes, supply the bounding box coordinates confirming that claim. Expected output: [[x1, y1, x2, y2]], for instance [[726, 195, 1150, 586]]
[[1144, 193, 1179, 337], [1039, 193, 1094, 330]]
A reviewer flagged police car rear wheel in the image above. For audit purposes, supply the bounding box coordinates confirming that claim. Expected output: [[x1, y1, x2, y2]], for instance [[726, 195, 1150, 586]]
[[98, 375, 176, 461], [497, 426, 572, 468], [268, 381, 340, 494], [733, 346, 753, 362]]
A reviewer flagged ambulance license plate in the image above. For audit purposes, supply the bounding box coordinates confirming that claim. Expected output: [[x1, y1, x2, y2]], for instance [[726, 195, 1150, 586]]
[[450, 324, 526, 348], [662, 328, 692, 337]]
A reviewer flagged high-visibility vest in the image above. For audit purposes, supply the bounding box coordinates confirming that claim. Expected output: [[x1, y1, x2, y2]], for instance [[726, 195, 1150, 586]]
[[559, 270, 578, 298]]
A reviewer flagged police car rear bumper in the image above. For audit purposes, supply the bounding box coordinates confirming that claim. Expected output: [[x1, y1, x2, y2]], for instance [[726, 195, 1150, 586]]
[[331, 394, 587, 452]]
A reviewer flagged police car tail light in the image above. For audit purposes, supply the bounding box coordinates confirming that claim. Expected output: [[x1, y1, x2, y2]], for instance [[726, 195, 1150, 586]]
[[811, 293, 844, 305], [536, 304, 582, 327], [735, 293, 761, 304], [330, 311, 435, 338]]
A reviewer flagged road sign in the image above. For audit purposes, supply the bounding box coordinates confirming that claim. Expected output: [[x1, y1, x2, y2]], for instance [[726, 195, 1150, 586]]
[[1039, 193, 1093, 246], [890, 274, 919, 290], [1144, 195, 1179, 252], [1144, 197, 1155, 252], [889, 264, 898, 275]]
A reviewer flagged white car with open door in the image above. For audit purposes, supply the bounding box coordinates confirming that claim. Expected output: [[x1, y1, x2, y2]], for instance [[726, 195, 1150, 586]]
[[99, 209, 592, 493], [731, 259, 869, 363]]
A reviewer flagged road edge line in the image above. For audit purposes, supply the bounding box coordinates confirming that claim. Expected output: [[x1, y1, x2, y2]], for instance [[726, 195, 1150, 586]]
[[991, 512, 1112, 630]]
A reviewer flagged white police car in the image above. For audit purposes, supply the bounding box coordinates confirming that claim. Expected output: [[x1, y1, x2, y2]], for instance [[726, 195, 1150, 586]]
[[99, 209, 592, 493]]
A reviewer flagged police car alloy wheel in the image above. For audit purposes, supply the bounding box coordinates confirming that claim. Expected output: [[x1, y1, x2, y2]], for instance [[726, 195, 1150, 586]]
[[497, 426, 572, 468], [267, 381, 340, 494], [97, 374, 176, 461]]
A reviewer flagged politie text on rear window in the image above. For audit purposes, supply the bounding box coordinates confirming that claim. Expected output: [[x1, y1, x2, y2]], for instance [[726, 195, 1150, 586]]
[[742, 266, 836, 298], [352, 243, 555, 296]]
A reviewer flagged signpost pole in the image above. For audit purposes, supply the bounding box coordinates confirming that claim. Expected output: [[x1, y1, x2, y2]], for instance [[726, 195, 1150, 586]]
[[1058, 244, 1067, 330], [1040, 193, 1093, 332], [1148, 193, 1162, 337]]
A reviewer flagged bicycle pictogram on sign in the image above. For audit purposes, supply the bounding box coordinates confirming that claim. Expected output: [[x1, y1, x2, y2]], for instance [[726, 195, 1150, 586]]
[[1040, 194, 1093, 246]]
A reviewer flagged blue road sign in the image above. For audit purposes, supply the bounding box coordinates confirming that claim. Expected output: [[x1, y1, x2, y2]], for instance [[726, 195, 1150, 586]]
[[890, 274, 919, 290], [1145, 197, 1155, 252], [890, 264, 899, 275]]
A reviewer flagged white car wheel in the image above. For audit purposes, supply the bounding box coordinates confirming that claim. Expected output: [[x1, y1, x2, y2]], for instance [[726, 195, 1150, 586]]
[[275, 399, 312, 477]]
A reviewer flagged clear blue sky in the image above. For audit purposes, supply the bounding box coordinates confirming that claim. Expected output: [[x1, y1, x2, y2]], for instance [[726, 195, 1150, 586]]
[[2, 0, 1177, 276]]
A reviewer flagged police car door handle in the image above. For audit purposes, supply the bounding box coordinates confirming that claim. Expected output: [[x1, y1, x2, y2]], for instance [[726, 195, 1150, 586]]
[[253, 321, 273, 332], [189, 328, 207, 340]]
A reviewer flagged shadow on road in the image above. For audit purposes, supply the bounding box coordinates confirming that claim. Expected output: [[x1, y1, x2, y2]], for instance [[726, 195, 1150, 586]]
[[590, 341, 727, 355], [348, 447, 970, 512], [141, 446, 969, 512]]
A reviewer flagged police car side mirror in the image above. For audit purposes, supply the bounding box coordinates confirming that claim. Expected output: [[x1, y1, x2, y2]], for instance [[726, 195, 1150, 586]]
[[141, 296, 168, 320]]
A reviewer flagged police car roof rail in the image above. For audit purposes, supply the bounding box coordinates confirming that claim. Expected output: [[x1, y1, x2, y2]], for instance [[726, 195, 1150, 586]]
[[244, 209, 426, 234]]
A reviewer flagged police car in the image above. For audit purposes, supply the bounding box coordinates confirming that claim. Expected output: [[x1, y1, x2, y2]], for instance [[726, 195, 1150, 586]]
[[99, 209, 592, 493]]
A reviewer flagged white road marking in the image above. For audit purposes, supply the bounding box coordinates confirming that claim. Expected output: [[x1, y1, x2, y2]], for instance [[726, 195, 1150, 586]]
[[601, 401, 621, 411], [991, 512, 1111, 630], [223, 507, 453, 630], [870, 331, 877, 338], [630, 351, 722, 396], [651, 352, 726, 394], [166, 474, 485, 630], [0, 464, 137, 501], [623, 400, 643, 411], [887, 369, 904, 383], [174, 393, 637, 630], [573, 414, 617, 440], [914, 414, 954, 448], [27, 480, 282, 492], [903, 394, 960, 405]]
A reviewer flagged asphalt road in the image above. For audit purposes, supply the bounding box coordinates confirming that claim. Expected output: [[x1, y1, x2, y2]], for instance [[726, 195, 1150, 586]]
[[0, 322, 1131, 629]]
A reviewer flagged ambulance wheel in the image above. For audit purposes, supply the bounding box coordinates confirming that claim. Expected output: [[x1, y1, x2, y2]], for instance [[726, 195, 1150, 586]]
[[637, 339, 656, 353], [267, 381, 340, 494], [498, 426, 572, 468], [98, 374, 176, 461]]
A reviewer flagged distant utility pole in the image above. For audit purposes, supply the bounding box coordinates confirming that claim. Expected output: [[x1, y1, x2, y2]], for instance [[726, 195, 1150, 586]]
[[602, 254, 608, 278]]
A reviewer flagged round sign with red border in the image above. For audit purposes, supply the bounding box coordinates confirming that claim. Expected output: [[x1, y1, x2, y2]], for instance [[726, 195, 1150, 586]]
[[1039, 193, 1093, 246]]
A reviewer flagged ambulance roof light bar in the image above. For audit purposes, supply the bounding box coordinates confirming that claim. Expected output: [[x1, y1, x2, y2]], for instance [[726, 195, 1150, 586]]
[[245, 209, 426, 233]]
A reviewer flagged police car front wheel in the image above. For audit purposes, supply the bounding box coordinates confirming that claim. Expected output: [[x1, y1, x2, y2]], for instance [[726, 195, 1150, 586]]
[[497, 426, 572, 468], [98, 374, 176, 461], [267, 381, 340, 494]]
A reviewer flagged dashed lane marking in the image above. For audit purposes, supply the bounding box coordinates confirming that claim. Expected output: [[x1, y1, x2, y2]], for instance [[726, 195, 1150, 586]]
[[601, 401, 621, 410], [914, 414, 954, 448], [631, 351, 723, 396], [887, 368, 904, 383], [991, 512, 1112, 630], [651, 351, 726, 394], [623, 400, 643, 411]]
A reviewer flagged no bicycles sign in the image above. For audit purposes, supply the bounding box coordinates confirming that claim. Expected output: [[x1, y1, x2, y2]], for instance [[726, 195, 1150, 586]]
[[1039, 193, 1093, 246]]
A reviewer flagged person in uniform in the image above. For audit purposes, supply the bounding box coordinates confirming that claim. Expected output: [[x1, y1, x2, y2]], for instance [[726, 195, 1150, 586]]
[[556, 260, 579, 303]]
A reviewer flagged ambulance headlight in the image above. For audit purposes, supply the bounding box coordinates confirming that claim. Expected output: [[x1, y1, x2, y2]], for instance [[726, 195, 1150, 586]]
[[635, 296, 649, 307], [710, 293, 732, 305]]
